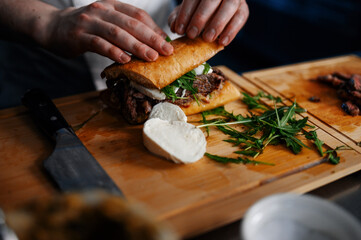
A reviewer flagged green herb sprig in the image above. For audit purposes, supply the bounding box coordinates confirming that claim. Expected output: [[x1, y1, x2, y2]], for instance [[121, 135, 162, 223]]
[[200, 91, 350, 165], [161, 70, 199, 103]]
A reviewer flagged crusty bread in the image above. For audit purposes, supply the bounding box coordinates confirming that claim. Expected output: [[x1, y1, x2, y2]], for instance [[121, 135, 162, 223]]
[[181, 81, 241, 115], [101, 36, 224, 89]]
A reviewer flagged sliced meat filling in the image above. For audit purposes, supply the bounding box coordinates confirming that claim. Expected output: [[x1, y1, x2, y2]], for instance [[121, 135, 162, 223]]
[[316, 72, 361, 116], [171, 67, 226, 106], [104, 67, 227, 124]]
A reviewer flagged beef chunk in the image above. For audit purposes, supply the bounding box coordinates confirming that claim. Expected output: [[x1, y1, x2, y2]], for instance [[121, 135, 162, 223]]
[[349, 74, 361, 91], [315, 72, 361, 116], [168, 67, 226, 107], [341, 101, 360, 116], [333, 72, 352, 81]]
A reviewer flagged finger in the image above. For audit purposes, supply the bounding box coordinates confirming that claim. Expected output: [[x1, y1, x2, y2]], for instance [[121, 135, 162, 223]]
[[114, 2, 167, 38], [174, 0, 200, 35], [202, 0, 240, 42], [89, 19, 160, 61], [186, 0, 222, 39], [218, 1, 249, 46], [101, 12, 173, 56], [79, 32, 131, 63], [168, 6, 180, 32]]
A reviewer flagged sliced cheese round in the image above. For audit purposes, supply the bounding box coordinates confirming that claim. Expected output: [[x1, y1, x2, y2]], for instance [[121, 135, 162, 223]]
[[149, 102, 187, 123], [143, 118, 206, 164]]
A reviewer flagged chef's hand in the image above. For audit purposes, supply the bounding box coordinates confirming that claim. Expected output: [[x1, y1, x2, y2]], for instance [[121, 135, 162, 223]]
[[168, 0, 249, 46], [44, 0, 173, 63]]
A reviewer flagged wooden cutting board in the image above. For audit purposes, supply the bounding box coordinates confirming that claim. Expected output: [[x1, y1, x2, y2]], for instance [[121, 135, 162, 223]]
[[243, 55, 361, 152], [0, 56, 361, 238]]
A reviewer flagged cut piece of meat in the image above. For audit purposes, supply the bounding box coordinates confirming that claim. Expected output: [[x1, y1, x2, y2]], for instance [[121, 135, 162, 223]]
[[341, 101, 360, 116]]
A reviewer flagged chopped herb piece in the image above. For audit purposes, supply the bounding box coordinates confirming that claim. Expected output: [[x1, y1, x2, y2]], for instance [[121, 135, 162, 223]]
[[242, 92, 268, 110], [203, 62, 211, 74], [234, 150, 259, 157], [205, 153, 274, 166], [304, 130, 324, 156], [324, 146, 351, 164], [200, 91, 340, 165], [165, 36, 172, 42], [161, 69, 200, 104]]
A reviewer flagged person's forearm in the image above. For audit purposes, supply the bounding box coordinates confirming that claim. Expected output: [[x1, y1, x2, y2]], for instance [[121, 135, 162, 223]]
[[0, 0, 59, 46]]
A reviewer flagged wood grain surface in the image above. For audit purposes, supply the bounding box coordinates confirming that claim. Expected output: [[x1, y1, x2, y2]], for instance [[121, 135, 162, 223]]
[[243, 55, 361, 152], [0, 58, 360, 238]]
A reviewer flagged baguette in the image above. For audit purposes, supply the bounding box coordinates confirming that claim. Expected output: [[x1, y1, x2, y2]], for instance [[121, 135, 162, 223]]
[[180, 80, 241, 115], [101, 36, 224, 89]]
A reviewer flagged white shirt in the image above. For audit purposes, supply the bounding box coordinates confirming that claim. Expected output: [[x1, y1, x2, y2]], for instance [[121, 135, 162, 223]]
[[42, 0, 177, 90]]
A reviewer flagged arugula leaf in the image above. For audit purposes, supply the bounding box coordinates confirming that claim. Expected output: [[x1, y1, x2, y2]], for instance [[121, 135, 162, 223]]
[[324, 146, 351, 164], [201, 112, 210, 137], [203, 62, 211, 74], [279, 101, 296, 127], [200, 91, 338, 165], [304, 130, 324, 156], [165, 36, 172, 42], [205, 153, 274, 166], [234, 150, 259, 157], [161, 69, 198, 103], [283, 136, 303, 154], [242, 92, 268, 110], [161, 85, 180, 102], [202, 106, 238, 120]]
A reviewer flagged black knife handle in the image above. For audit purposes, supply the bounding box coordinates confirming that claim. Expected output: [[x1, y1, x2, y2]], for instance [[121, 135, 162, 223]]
[[22, 89, 72, 138]]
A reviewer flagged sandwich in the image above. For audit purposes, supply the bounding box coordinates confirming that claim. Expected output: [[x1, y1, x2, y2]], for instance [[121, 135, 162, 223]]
[[100, 36, 241, 124]]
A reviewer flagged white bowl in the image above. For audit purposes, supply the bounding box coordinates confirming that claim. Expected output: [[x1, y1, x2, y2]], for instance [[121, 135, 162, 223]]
[[241, 193, 361, 240]]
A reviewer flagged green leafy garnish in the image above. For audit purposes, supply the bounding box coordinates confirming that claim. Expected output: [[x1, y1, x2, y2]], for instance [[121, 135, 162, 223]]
[[203, 62, 211, 75], [305, 130, 324, 156], [161, 70, 199, 104], [241, 92, 282, 111], [165, 36, 172, 42], [201, 91, 346, 166], [242, 92, 268, 110], [324, 146, 351, 164], [205, 153, 274, 166], [201, 112, 210, 137]]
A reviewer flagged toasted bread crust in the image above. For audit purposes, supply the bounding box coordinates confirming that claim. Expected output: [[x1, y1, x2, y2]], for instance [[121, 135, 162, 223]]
[[181, 81, 241, 115], [101, 37, 224, 89]]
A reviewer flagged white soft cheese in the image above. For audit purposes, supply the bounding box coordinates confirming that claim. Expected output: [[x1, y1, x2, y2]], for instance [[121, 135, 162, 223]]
[[193, 62, 213, 75], [143, 118, 206, 164], [130, 81, 166, 100], [149, 102, 187, 123]]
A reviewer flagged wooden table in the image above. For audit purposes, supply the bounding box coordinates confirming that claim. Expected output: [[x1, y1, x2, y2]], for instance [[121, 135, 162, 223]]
[[1, 55, 360, 238]]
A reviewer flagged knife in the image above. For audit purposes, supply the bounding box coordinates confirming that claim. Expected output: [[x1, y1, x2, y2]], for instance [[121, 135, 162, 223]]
[[22, 89, 123, 196]]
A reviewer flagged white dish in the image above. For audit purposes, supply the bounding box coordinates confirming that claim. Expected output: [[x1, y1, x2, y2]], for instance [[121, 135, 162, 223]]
[[241, 193, 361, 240]]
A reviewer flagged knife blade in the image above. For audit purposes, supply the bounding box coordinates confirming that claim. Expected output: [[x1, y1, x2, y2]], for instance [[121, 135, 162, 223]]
[[22, 89, 123, 196]]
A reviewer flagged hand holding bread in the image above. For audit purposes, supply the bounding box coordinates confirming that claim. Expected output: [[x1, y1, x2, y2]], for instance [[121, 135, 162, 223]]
[[168, 0, 249, 46], [37, 0, 173, 63]]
